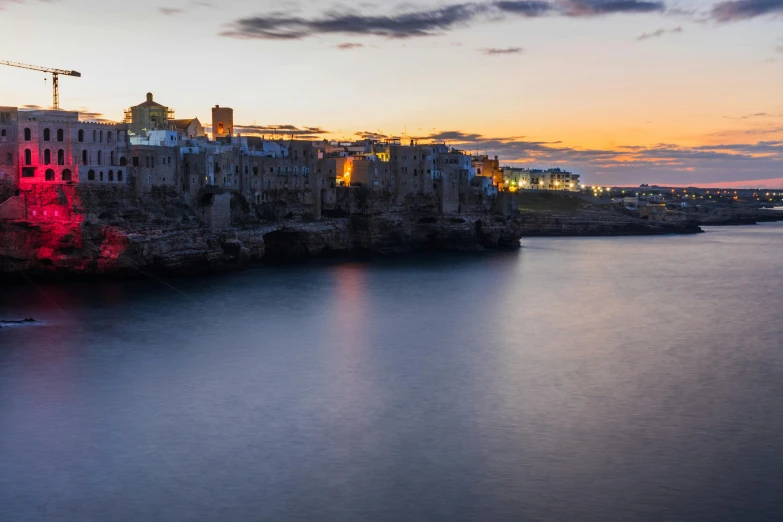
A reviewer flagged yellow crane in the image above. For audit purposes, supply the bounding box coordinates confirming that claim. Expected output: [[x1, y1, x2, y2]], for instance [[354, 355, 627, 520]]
[[0, 60, 82, 110]]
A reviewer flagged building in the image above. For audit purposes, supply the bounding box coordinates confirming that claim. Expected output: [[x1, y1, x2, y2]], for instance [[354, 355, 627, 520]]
[[0, 107, 19, 186], [7, 108, 129, 187], [211, 105, 233, 140], [125, 93, 174, 135], [171, 118, 205, 139]]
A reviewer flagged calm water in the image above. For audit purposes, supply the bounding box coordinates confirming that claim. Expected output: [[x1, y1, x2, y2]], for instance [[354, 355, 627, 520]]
[[2, 224, 783, 522]]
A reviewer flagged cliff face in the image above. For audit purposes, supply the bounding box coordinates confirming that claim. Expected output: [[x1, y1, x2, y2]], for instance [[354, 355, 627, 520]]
[[517, 209, 702, 236], [0, 185, 705, 280]]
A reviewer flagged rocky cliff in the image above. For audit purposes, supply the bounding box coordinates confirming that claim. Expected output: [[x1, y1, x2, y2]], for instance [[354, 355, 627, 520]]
[[0, 186, 703, 280]]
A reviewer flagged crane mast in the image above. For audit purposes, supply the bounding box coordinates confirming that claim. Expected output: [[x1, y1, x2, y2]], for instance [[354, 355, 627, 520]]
[[0, 60, 82, 110]]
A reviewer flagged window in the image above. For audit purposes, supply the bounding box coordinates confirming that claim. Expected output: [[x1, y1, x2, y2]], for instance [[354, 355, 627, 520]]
[[92, 130, 97, 142], [22, 167, 34, 178], [88, 170, 95, 181], [97, 151, 102, 165], [108, 170, 114, 181], [57, 129, 64, 142], [100, 171, 103, 181], [1, 129, 5, 137], [62, 169, 72, 181], [120, 157, 127, 167], [110, 151, 114, 166], [44, 149, 51, 165], [43, 128, 51, 141], [117, 171, 123, 182], [6, 153, 12, 165], [58, 149, 64, 166], [100, 130, 103, 143], [107, 131, 112, 143], [83, 150, 88, 165], [45, 169, 55, 181], [133, 157, 139, 167], [24, 128, 31, 141], [218, 122, 224, 134], [24, 149, 31, 165], [147, 175, 151, 185], [78, 129, 84, 142]]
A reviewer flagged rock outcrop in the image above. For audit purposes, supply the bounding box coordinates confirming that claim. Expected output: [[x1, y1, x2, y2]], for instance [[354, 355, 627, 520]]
[[0, 185, 706, 280]]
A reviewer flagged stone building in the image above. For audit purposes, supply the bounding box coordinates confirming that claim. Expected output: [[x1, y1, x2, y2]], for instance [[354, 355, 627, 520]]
[[211, 105, 233, 140], [127, 145, 178, 194], [0, 107, 19, 186], [9, 109, 129, 187], [171, 118, 205, 139], [125, 93, 174, 135]]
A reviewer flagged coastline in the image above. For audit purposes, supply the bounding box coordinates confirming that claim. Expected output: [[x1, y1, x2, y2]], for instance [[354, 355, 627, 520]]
[[4, 187, 782, 283]]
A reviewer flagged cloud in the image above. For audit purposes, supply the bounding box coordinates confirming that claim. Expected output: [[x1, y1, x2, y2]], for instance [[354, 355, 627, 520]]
[[481, 47, 524, 54], [408, 129, 783, 184], [776, 45, 783, 53], [636, 26, 682, 40], [336, 42, 364, 50], [227, 124, 330, 136], [710, 0, 783, 21], [222, 4, 486, 40], [159, 7, 184, 16], [222, 0, 666, 40], [557, 0, 665, 16]]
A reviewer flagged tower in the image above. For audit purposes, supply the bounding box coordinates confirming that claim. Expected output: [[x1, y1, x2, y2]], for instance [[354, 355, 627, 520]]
[[211, 105, 234, 141]]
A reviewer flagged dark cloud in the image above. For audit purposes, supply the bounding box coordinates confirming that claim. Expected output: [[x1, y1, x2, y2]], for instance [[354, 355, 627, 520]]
[[222, 0, 666, 40], [481, 47, 524, 54], [159, 7, 184, 16], [636, 26, 682, 40], [356, 131, 390, 140], [336, 42, 365, 50], [558, 0, 665, 16], [710, 0, 783, 21], [413, 129, 783, 184], [222, 4, 486, 40], [229, 124, 330, 136], [494, 1, 554, 16]]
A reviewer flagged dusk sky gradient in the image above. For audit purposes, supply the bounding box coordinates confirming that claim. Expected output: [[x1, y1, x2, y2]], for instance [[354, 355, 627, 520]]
[[0, 0, 781, 186]]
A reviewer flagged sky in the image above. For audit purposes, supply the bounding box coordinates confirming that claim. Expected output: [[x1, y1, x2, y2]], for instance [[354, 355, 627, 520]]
[[0, 0, 781, 187]]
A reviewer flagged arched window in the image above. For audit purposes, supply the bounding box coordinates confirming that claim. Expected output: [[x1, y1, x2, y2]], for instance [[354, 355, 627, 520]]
[[88, 170, 95, 181], [78, 129, 84, 142], [45, 169, 55, 181], [110, 151, 115, 165], [58, 149, 65, 166], [57, 129, 64, 142], [62, 169, 72, 181], [107, 131, 112, 143], [100, 130, 103, 143], [82, 150, 88, 165], [43, 128, 51, 141], [108, 170, 114, 181], [24, 128, 31, 141], [119, 157, 127, 167], [99, 171, 104, 181], [97, 151, 102, 165], [24, 149, 31, 165], [1, 129, 5, 137], [92, 130, 97, 142], [117, 170, 123, 182], [44, 149, 51, 165]]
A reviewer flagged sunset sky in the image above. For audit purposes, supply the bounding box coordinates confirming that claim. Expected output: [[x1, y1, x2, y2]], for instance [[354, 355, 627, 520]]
[[0, 0, 781, 186]]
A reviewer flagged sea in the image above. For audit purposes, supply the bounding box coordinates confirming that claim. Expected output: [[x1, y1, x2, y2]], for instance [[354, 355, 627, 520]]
[[2, 223, 783, 522]]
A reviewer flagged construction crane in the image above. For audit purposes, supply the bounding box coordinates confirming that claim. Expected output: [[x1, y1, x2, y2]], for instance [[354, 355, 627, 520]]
[[0, 60, 82, 110]]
